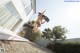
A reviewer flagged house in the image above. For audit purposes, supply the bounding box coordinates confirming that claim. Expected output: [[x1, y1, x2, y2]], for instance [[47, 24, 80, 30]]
[[0, 0, 36, 41], [0, 1, 54, 53]]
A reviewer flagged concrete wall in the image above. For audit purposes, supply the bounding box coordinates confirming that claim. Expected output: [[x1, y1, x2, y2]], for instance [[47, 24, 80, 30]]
[[11, 0, 35, 33], [0, 0, 35, 33], [0, 0, 36, 41], [34, 37, 52, 47]]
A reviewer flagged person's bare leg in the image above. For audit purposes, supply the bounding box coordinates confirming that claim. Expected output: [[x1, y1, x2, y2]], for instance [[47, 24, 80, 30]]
[[32, 23, 38, 33]]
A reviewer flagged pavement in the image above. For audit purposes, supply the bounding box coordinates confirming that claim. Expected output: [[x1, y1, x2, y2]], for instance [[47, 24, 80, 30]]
[[0, 41, 53, 53]]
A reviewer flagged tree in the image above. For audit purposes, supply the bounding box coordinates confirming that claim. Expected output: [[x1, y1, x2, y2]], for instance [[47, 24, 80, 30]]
[[42, 26, 67, 43], [52, 26, 67, 40], [52, 26, 67, 43], [20, 21, 42, 42], [42, 28, 52, 39]]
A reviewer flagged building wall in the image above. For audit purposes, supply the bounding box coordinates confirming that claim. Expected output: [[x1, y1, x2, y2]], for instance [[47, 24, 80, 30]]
[[0, 0, 36, 33], [0, 0, 36, 40], [11, 0, 35, 33], [34, 37, 52, 47]]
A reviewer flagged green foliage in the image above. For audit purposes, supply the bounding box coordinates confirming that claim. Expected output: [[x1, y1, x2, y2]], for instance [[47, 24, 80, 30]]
[[42, 28, 52, 39], [21, 21, 67, 42], [47, 43, 80, 53], [42, 26, 67, 42], [23, 21, 42, 42], [24, 30, 41, 42], [52, 26, 67, 39]]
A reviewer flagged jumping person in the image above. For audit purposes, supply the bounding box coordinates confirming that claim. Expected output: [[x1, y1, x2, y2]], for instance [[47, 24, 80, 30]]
[[32, 10, 50, 33], [23, 10, 50, 33]]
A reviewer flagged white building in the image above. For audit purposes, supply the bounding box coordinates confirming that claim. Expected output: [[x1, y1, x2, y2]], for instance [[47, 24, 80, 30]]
[[0, 0, 36, 41]]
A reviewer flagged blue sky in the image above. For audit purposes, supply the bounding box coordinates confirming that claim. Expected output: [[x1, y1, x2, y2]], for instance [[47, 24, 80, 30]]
[[32, 0, 80, 39]]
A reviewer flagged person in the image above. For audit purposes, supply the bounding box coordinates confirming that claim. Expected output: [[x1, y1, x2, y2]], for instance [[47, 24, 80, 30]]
[[23, 10, 50, 33], [32, 10, 49, 33]]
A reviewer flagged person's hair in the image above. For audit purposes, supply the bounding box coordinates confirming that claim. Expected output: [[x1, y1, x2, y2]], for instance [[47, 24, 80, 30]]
[[38, 12, 41, 14]]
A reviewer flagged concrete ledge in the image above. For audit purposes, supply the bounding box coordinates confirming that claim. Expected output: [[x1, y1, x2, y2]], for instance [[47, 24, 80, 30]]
[[0, 30, 29, 42]]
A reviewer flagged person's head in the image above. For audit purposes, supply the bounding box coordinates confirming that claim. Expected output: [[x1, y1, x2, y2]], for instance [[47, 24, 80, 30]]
[[38, 12, 41, 15]]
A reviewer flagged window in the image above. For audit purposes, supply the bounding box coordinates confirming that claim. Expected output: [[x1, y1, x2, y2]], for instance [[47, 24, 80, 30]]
[[21, 0, 31, 7], [0, 1, 22, 31], [22, 0, 32, 15], [25, 3, 32, 15]]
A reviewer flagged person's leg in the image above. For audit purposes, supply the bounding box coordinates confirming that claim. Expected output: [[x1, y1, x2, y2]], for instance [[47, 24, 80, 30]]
[[32, 23, 38, 33]]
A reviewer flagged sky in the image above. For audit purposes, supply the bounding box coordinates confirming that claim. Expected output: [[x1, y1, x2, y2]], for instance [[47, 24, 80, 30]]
[[31, 0, 80, 39]]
